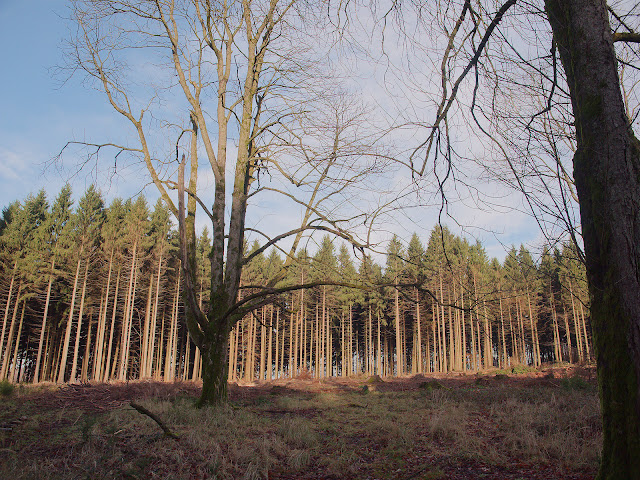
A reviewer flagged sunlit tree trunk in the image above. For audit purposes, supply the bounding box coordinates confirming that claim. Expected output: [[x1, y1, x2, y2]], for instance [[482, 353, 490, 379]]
[[500, 297, 508, 368], [81, 317, 93, 382], [8, 300, 25, 383], [58, 254, 82, 383], [34, 259, 55, 383], [71, 260, 90, 381], [0, 262, 17, 365], [103, 268, 121, 382]]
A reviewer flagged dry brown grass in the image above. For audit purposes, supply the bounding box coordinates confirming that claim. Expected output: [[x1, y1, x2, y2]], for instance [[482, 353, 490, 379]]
[[0, 369, 600, 479]]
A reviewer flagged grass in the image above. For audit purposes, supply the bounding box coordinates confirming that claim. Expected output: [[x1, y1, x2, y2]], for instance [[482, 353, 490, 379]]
[[0, 374, 601, 479], [0, 379, 14, 396]]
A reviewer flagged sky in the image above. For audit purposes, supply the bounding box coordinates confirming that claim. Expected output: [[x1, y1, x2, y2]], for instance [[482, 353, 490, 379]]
[[0, 0, 549, 263], [0, 1, 141, 202]]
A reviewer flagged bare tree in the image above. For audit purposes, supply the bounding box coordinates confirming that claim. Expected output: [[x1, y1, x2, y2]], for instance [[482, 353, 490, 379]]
[[61, 0, 393, 405], [358, 0, 640, 476]]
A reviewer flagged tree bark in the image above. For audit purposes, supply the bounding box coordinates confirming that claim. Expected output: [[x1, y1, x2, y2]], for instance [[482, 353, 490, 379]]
[[70, 260, 90, 381], [197, 326, 231, 407], [546, 0, 640, 476], [34, 259, 55, 383], [58, 255, 82, 383]]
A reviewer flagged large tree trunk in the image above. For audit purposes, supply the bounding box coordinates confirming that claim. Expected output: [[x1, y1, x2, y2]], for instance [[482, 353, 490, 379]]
[[197, 326, 231, 407], [546, 1, 640, 477]]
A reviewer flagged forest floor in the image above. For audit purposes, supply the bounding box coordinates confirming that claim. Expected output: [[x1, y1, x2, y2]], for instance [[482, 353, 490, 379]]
[[0, 365, 600, 480]]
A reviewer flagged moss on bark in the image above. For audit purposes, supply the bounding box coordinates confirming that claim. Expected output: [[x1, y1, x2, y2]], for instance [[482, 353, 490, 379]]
[[197, 327, 230, 407], [545, 1, 640, 478]]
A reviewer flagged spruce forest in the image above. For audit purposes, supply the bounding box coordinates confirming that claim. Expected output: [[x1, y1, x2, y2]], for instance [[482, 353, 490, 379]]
[[0, 186, 591, 385]]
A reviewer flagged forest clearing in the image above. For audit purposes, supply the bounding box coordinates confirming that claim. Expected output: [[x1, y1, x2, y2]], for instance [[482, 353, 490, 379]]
[[0, 366, 599, 480], [3, 0, 640, 477]]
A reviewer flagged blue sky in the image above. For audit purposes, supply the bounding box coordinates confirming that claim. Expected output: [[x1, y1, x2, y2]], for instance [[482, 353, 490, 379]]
[[0, 0, 140, 207], [0, 0, 548, 262]]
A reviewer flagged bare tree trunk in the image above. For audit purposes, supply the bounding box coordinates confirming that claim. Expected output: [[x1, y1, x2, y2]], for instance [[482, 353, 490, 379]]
[[579, 301, 591, 361], [267, 307, 273, 380], [140, 270, 154, 379], [526, 289, 540, 367], [93, 288, 106, 380], [460, 283, 466, 372], [395, 278, 402, 376], [119, 245, 138, 380], [34, 259, 55, 383], [483, 301, 491, 369], [0, 262, 17, 364], [81, 317, 93, 382], [439, 276, 448, 373], [314, 303, 319, 378], [9, 301, 25, 383], [103, 268, 121, 382], [58, 254, 82, 383], [377, 308, 381, 375], [259, 307, 266, 380], [71, 260, 90, 381], [94, 250, 114, 380], [416, 288, 422, 373], [569, 279, 583, 362], [341, 310, 346, 377], [545, 1, 640, 474], [500, 297, 508, 368]]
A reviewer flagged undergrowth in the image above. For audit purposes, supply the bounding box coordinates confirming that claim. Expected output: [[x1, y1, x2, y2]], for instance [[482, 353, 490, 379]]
[[0, 376, 601, 479]]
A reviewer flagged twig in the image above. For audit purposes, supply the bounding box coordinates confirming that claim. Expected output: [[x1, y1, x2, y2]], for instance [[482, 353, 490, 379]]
[[129, 402, 179, 440]]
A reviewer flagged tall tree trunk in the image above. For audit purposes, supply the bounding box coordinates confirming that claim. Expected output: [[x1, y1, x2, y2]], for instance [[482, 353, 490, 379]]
[[81, 317, 93, 382], [34, 259, 55, 383], [148, 256, 162, 378], [119, 245, 138, 380], [569, 279, 583, 362], [9, 301, 25, 383], [103, 268, 121, 382], [545, 1, 640, 476], [71, 260, 90, 381], [508, 304, 516, 366], [341, 310, 346, 377], [500, 297, 507, 368], [267, 307, 273, 380], [526, 289, 541, 367], [274, 306, 279, 379], [439, 275, 448, 373], [93, 287, 106, 380], [415, 288, 422, 373], [140, 270, 154, 379], [259, 307, 266, 380], [58, 253, 83, 383], [460, 282, 466, 372], [0, 261, 17, 364], [368, 304, 373, 375], [314, 303, 319, 378], [579, 301, 591, 360], [377, 308, 381, 375], [94, 250, 114, 380], [395, 278, 402, 376]]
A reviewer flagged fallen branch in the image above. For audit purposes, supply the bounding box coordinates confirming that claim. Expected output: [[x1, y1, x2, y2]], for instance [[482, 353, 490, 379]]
[[129, 402, 179, 440]]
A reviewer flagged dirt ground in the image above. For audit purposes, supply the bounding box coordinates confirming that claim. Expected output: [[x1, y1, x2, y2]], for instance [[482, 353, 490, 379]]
[[0, 366, 600, 480]]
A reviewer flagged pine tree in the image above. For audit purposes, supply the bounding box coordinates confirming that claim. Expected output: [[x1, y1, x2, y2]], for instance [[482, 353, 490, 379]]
[[33, 185, 73, 382]]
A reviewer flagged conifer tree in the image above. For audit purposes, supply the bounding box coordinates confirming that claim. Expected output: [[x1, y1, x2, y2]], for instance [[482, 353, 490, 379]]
[[33, 185, 73, 382]]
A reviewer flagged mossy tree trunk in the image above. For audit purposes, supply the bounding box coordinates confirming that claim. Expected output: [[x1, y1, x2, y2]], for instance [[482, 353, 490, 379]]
[[546, 1, 640, 477], [197, 324, 231, 407]]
